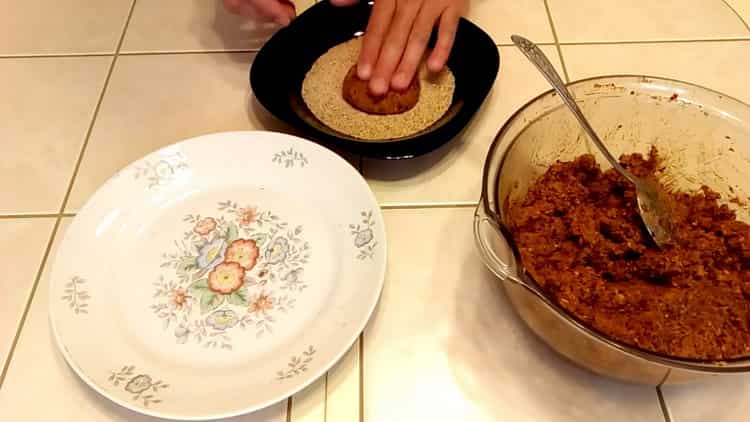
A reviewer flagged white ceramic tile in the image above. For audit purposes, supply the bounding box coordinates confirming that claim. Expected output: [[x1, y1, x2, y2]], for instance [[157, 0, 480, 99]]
[[289, 375, 326, 422], [363, 46, 562, 206], [0, 56, 111, 214], [466, 0, 554, 45], [122, 0, 316, 53], [66, 53, 270, 212], [326, 339, 360, 422], [0, 0, 133, 55], [363, 208, 664, 422], [662, 376, 750, 422], [0, 218, 287, 422], [562, 41, 750, 104], [548, 0, 748, 43], [0, 218, 55, 370], [66, 52, 358, 212]]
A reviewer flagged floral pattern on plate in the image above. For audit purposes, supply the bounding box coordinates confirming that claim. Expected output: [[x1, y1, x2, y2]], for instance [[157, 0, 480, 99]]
[[134, 151, 189, 188], [276, 345, 316, 380], [272, 148, 309, 168], [61, 276, 90, 314], [350, 210, 377, 260], [108, 365, 168, 407], [151, 201, 311, 349]]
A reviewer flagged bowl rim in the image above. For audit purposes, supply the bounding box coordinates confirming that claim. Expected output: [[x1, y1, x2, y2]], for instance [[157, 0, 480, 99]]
[[250, 1, 500, 160], [480, 73, 750, 373]]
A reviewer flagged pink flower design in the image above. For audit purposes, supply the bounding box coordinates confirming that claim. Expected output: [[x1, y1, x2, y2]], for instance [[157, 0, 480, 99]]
[[238, 207, 258, 227], [225, 239, 259, 271], [193, 217, 217, 236], [249, 291, 275, 315], [208, 262, 245, 295], [169, 288, 190, 309]]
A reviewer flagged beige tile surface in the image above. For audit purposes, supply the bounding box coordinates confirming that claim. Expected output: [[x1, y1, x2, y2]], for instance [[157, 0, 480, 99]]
[[66, 52, 357, 212], [66, 52, 265, 212], [563, 41, 750, 104], [466, 0, 554, 45], [0, 0, 133, 55], [725, 0, 750, 27], [662, 376, 750, 422], [289, 376, 326, 422], [0, 218, 287, 422], [548, 0, 748, 43], [0, 218, 54, 371], [363, 208, 664, 422], [122, 0, 316, 53], [363, 46, 562, 206], [0, 57, 112, 215], [326, 339, 360, 422]]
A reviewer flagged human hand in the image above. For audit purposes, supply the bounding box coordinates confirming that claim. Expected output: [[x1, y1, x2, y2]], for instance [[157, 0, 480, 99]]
[[330, 0, 466, 95], [223, 0, 297, 26]]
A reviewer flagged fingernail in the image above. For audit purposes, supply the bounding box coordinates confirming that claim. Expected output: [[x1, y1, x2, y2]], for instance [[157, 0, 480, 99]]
[[392, 74, 408, 90], [358, 63, 372, 80], [370, 78, 387, 95], [428, 59, 443, 73], [274, 16, 291, 26]]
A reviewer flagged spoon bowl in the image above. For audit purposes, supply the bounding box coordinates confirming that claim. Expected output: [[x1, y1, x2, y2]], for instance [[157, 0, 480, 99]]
[[511, 34, 674, 247]]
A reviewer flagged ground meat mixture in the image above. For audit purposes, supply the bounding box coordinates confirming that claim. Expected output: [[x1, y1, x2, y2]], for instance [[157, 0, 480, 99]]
[[509, 150, 750, 361]]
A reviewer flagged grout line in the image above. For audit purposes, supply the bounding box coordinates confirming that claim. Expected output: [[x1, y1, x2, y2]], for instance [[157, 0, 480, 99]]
[[0, 217, 62, 388], [0, 0, 138, 390], [559, 37, 750, 46], [656, 386, 673, 422], [379, 202, 477, 210], [0, 213, 62, 220], [4, 38, 750, 61], [1, 43, 552, 59], [543, 0, 571, 83], [56, 0, 137, 215], [286, 397, 293, 422], [0, 52, 113, 59], [656, 369, 672, 388], [722, 0, 750, 32], [119, 49, 259, 56], [324, 372, 329, 422], [359, 333, 364, 422], [0, 213, 77, 220]]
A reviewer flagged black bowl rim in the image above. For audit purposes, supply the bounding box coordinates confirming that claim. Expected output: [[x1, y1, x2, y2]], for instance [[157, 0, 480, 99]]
[[250, 2, 500, 159]]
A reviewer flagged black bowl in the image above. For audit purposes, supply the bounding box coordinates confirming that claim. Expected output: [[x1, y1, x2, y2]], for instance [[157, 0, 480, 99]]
[[250, 1, 500, 159]]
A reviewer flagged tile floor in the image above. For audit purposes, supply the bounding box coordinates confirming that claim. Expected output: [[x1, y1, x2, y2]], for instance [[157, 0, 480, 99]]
[[2, 1, 750, 421]]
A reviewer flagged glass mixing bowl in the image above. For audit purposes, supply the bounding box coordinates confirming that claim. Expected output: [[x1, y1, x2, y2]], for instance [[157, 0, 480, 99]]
[[475, 75, 750, 385]]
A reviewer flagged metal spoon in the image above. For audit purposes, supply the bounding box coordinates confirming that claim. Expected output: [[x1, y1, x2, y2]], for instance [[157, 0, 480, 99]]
[[511, 34, 673, 247]]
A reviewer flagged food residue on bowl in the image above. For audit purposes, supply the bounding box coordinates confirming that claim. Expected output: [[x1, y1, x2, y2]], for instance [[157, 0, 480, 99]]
[[509, 148, 750, 361]]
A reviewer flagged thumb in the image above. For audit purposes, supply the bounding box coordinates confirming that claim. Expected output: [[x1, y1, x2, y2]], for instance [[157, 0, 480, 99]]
[[329, 0, 359, 6]]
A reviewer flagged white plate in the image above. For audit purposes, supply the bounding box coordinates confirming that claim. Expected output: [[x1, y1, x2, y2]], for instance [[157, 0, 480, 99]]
[[49, 131, 386, 420]]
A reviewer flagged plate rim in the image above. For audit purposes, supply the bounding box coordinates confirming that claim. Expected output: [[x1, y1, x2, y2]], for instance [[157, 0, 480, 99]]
[[48, 130, 387, 420]]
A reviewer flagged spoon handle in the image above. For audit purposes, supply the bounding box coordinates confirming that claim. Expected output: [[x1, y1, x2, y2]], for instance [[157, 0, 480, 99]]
[[511, 35, 636, 184]]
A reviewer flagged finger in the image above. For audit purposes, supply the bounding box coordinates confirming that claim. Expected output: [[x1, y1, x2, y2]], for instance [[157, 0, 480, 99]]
[[246, 0, 296, 25], [280, 0, 297, 13], [369, 0, 423, 95], [330, 0, 359, 6], [428, 7, 460, 72], [223, 0, 245, 14], [391, 4, 439, 90], [357, 0, 396, 81], [225, 0, 268, 19]]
